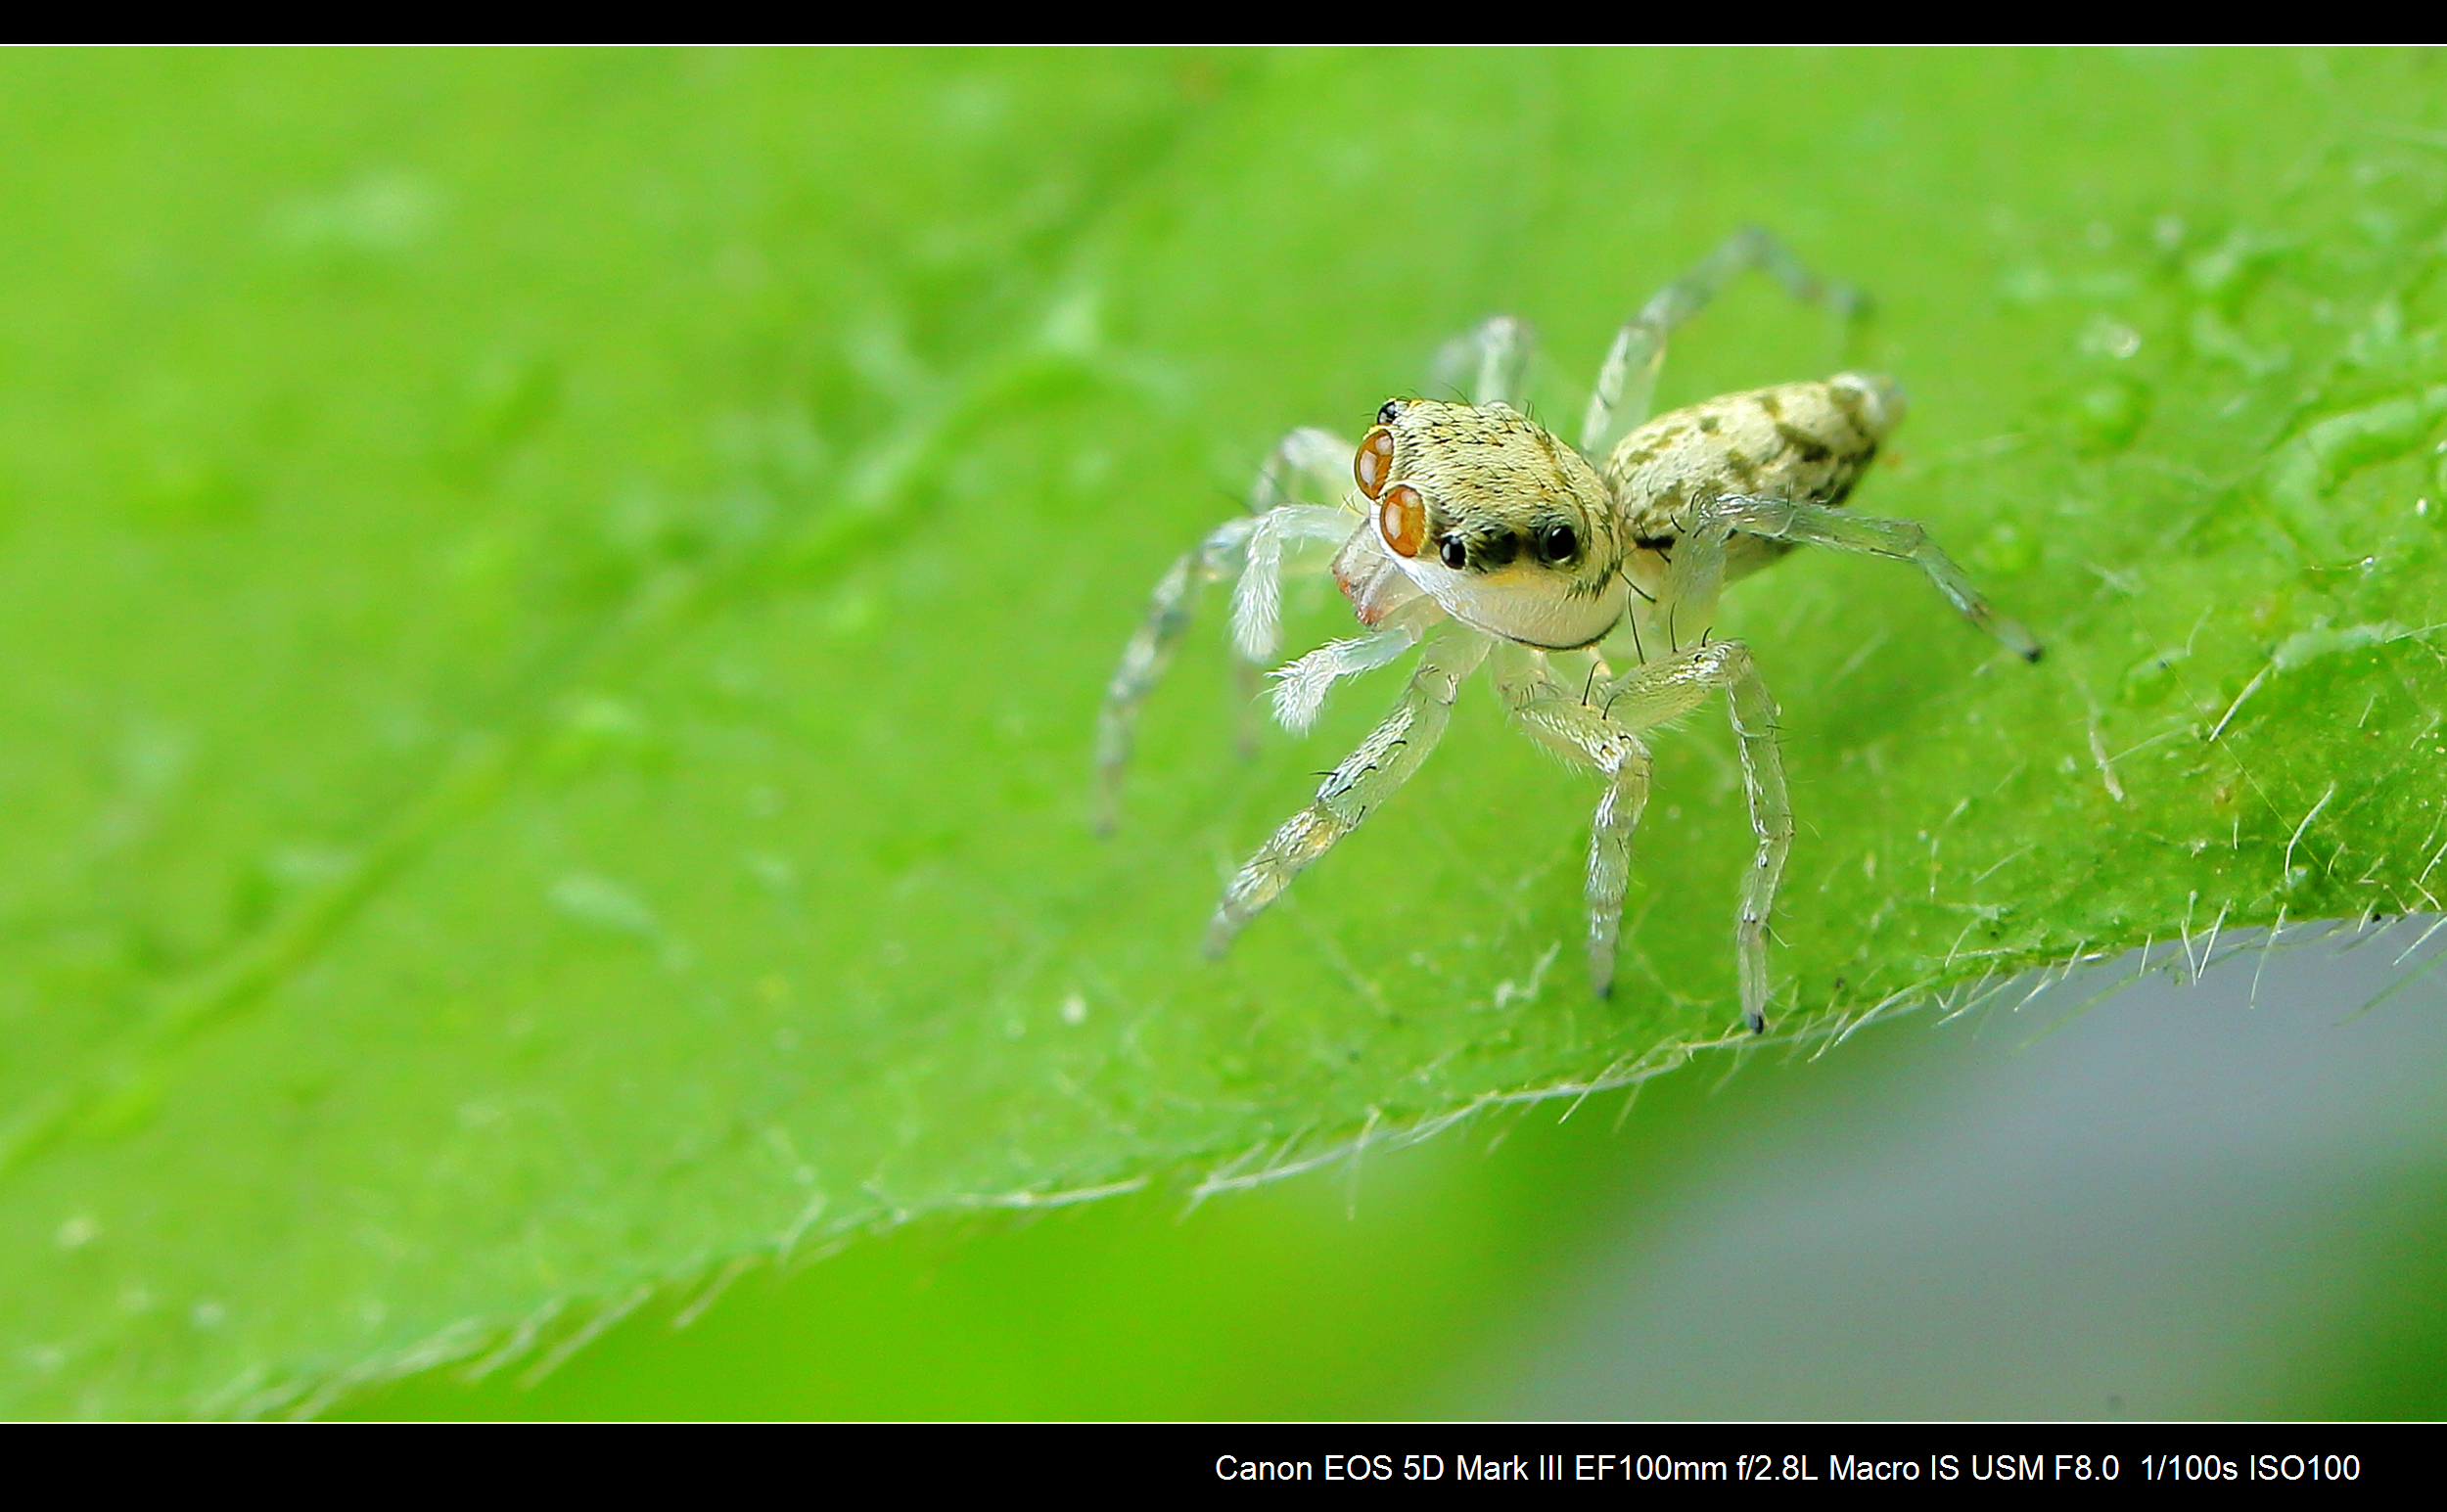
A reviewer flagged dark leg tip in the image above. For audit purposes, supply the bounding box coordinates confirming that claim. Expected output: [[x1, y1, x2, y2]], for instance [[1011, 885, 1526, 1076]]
[[2021, 644, 2046, 664], [1744, 1011, 1767, 1035]]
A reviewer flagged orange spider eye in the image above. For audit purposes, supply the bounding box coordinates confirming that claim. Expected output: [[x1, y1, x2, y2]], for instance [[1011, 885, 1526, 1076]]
[[1377, 483, 1426, 559], [1354, 426, 1395, 500]]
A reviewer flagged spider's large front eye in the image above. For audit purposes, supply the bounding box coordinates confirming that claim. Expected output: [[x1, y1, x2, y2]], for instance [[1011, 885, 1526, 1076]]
[[1377, 483, 1425, 558], [1535, 522, 1581, 564], [1355, 427, 1395, 500]]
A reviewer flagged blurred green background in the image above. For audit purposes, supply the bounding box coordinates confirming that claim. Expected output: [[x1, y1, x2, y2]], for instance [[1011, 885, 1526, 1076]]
[[4, 49, 2445, 1417]]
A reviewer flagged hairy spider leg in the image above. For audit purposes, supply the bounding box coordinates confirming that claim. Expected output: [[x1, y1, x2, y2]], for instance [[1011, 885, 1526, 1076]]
[[1591, 640, 1792, 1034], [1580, 227, 1869, 460], [1094, 428, 1356, 833], [1431, 314, 1539, 409], [1268, 606, 1439, 735], [1602, 489, 2033, 1031], [1229, 504, 1360, 664], [1094, 514, 1258, 834], [1236, 427, 1361, 747], [1205, 624, 1494, 955], [1676, 494, 2044, 663], [1492, 642, 1655, 1000], [1249, 425, 1357, 517]]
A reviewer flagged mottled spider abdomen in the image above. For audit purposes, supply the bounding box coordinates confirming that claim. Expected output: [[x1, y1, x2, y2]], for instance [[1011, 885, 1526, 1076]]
[[1608, 373, 1906, 589]]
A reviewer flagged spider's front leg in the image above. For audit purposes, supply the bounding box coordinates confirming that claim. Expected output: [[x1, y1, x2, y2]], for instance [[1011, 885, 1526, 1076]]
[[1092, 427, 1356, 833], [1231, 428, 1368, 664], [1491, 643, 1655, 998], [1205, 623, 1492, 956]]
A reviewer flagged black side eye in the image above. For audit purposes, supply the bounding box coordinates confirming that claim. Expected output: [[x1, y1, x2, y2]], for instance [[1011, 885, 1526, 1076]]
[[1438, 535, 1468, 571], [1376, 399, 1402, 426], [1535, 522, 1581, 564]]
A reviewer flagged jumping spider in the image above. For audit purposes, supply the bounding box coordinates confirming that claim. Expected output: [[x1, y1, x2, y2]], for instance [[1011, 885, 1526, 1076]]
[[1095, 229, 2040, 1034]]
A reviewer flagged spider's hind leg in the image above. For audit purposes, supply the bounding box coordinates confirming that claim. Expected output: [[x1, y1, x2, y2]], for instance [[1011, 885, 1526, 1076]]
[[1694, 494, 2044, 662], [1580, 227, 1869, 459], [1431, 314, 1540, 409]]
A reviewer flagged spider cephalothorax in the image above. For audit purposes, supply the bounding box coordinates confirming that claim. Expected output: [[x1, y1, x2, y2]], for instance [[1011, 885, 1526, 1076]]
[[1095, 229, 2039, 1034], [1351, 399, 1630, 651]]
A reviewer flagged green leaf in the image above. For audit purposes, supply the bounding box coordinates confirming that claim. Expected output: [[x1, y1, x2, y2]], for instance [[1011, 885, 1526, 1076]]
[[4, 50, 2446, 1416]]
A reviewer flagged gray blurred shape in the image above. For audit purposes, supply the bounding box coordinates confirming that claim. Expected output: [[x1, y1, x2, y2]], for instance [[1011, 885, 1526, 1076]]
[[1467, 920, 2447, 1419]]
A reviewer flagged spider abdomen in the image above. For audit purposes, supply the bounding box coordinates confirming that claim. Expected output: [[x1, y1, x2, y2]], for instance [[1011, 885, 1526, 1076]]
[[1605, 374, 1904, 552]]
